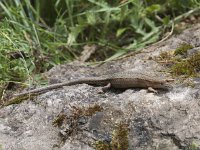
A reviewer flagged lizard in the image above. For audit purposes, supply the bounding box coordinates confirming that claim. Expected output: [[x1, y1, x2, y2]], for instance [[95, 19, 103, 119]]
[[14, 71, 173, 97]]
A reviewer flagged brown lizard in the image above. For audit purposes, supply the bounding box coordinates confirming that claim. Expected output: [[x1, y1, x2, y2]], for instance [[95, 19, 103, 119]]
[[14, 72, 173, 97]]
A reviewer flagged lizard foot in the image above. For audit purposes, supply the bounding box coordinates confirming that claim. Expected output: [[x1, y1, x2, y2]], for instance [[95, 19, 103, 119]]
[[97, 83, 111, 93], [102, 83, 111, 92], [148, 87, 158, 94]]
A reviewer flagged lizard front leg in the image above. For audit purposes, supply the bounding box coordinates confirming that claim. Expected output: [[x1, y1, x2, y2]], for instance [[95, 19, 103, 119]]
[[148, 87, 158, 93]]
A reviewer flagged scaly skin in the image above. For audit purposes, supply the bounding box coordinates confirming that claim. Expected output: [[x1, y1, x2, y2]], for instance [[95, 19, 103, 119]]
[[14, 72, 172, 97]]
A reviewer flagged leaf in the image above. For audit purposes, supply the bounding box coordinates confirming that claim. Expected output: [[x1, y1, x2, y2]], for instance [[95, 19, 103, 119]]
[[145, 4, 161, 14], [87, 0, 108, 8], [105, 50, 126, 61], [116, 28, 128, 37], [142, 18, 159, 41], [163, 16, 170, 25], [67, 25, 86, 46], [86, 11, 96, 25]]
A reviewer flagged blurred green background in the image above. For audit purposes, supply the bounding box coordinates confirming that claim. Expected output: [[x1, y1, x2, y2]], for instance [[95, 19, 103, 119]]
[[0, 0, 199, 86]]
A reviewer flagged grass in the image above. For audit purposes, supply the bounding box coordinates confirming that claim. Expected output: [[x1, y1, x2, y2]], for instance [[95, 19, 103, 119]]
[[0, 0, 199, 88], [0, 21, 30, 83]]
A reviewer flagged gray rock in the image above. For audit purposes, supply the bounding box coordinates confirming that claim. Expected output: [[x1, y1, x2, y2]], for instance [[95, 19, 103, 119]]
[[2, 24, 200, 150]]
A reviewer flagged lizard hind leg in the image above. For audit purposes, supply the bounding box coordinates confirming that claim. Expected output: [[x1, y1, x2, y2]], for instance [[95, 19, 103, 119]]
[[148, 87, 158, 93], [99, 83, 111, 93]]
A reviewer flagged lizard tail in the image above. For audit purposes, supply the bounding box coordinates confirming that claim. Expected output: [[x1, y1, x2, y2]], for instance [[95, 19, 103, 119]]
[[14, 77, 108, 97]]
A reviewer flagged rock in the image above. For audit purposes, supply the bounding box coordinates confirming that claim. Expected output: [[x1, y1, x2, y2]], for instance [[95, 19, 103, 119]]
[[1, 25, 200, 150]]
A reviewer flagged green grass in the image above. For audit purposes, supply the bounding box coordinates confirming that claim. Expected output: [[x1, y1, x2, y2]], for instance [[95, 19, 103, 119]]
[[0, 0, 199, 87], [0, 21, 30, 83]]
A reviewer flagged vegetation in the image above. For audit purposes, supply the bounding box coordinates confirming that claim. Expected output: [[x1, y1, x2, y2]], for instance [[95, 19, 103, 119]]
[[3, 93, 39, 106], [0, 0, 200, 88], [188, 141, 199, 150], [95, 122, 129, 150], [171, 52, 200, 76], [157, 43, 200, 77], [174, 44, 193, 56], [110, 122, 129, 150], [95, 141, 110, 150], [52, 104, 103, 128]]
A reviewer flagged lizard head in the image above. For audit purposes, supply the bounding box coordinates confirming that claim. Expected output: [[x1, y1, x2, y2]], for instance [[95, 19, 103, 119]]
[[153, 79, 174, 90]]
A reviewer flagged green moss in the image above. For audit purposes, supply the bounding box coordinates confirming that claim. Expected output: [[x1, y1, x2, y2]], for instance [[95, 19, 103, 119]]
[[171, 52, 200, 76], [188, 141, 199, 150], [52, 104, 103, 139], [110, 122, 129, 150], [174, 44, 193, 56], [188, 52, 200, 72], [84, 104, 103, 116], [95, 141, 110, 150], [52, 113, 66, 127], [171, 60, 194, 76], [95, 122, 129, 150]]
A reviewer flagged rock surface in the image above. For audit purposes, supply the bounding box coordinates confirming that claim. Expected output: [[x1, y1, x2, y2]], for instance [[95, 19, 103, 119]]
[[1, 25, 200, 150]]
